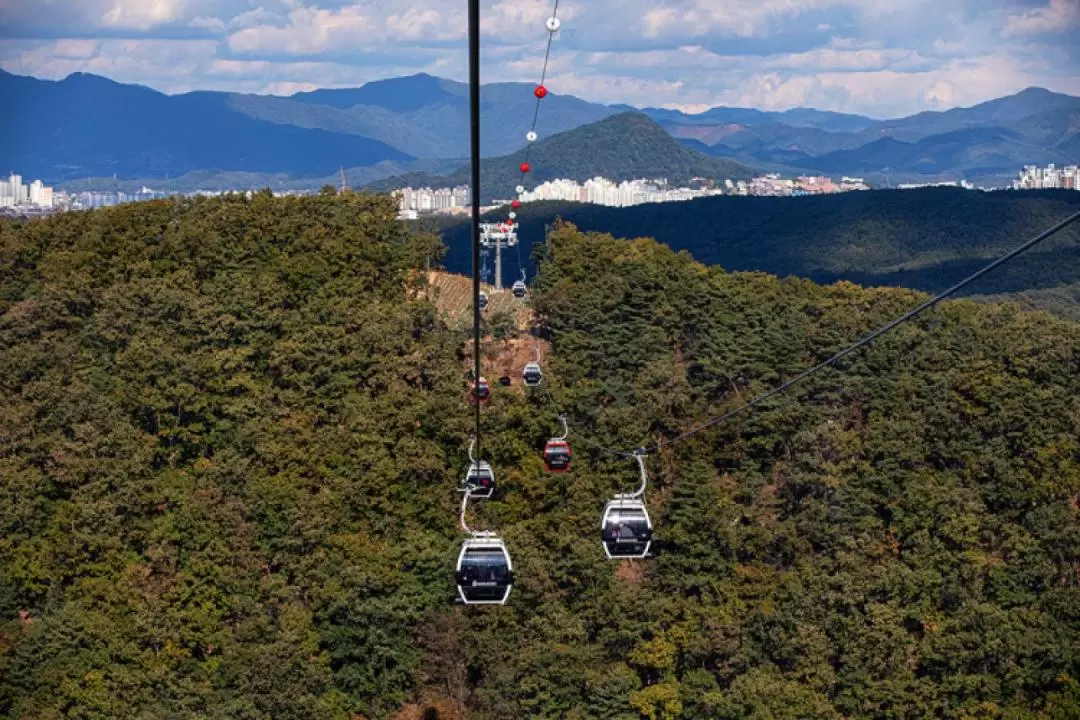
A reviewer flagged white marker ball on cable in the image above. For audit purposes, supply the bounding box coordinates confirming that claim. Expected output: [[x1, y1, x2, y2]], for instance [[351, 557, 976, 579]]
[[516, 185, 525, 194], [509, 211, 517, 219], [526, 131, 537, 142], [546, 16, 561, 32]]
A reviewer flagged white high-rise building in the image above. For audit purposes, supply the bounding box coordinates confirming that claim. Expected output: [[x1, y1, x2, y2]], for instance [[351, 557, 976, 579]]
[[29, 180, 53, 208], [1014, 164, 1079, 190], [8, 173, 24, 203]]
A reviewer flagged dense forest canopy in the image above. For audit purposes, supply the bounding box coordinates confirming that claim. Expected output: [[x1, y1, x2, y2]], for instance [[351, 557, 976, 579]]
[[1, 195, 1079, 719], [434, 188, 1080, 321]]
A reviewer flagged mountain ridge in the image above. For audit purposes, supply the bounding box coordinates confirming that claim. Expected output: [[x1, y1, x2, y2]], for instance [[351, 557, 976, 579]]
[[3, 68, 1077, 186], [365, 111, 756, 202]]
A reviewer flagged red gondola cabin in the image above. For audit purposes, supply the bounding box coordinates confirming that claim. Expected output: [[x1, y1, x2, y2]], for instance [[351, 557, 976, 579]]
[[470, 378, 490, 405], [543, 439, 571, 472]]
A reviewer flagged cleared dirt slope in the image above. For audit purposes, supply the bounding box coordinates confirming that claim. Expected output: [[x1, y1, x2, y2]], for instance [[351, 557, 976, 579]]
[[423, 271, 551, 393]]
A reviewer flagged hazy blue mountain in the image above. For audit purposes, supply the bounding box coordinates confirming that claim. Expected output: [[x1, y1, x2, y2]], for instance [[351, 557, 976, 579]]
[[644, 105, 875, 132], [661, 86, 1079, 185], [281, 73, 620, 157], [291, 73, 464, 112], [224, 94, 459, 159], [0, 70, 412, 183], [856, 87, 1080, 143], [5, 67, 1077, 187], [367, 112, 755, 202], [799, 126, 1078, 183]]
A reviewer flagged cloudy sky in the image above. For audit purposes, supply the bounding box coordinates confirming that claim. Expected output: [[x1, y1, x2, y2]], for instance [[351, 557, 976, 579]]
[[0, 0, 1077, 117]]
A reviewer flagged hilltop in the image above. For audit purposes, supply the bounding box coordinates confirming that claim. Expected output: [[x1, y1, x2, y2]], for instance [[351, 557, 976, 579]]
[[368, 112, 756, 202], [2, 194, 1079, 718]]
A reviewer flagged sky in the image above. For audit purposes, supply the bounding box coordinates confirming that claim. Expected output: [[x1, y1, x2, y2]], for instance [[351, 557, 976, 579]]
[[0, 0, 1078, 118]]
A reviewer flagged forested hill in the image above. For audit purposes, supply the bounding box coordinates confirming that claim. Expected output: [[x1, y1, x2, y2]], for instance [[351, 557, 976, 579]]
[[436, 187, 1080, 320], [2, 195, 1080, 718], [367, 112, 755, 202]]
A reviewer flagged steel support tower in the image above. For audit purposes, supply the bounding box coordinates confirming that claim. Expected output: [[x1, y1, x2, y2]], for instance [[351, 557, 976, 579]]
[[479, 222, 518, 290]]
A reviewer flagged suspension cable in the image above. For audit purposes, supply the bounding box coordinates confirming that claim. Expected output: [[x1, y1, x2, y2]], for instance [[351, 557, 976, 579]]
[[640, 208, 1080, 454], [536, 209, 1080, 458], [502, 0, 560, 234], [536, 383, 635, 458], [468, 0, 483, 472], [521, 0, 560, 174]]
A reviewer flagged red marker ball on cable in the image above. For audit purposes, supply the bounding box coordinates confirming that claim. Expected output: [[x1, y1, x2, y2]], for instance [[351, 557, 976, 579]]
[[535, 85, 547, 99], [520, 162, 530, 173], [511, 199, 520, 209]]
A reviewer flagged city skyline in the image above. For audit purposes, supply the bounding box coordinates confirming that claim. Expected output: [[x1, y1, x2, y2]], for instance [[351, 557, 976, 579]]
[[0, 1, 1078, 118], [1014, 163, 1080, 190], [0, 172, 54, 209]]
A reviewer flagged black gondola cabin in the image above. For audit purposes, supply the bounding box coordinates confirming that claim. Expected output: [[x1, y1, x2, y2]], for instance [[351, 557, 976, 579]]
[[522, 362, 542, 387], [463, 460, 495, 499], [601, 498, 652, 559], [455, 537, 513, 604]]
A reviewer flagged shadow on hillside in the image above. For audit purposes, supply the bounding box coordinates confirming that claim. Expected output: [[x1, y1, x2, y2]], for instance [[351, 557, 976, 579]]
[[806, 246, 1080, 297]]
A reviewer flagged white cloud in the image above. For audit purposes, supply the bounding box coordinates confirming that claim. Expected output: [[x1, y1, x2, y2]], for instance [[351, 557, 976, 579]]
[[229, 7, 282, 30], [0, 0, 1077, 117], [1002, 0, 1080, 37], [713, 54, 1080, 116], [385, 7, 460, 42], [636, 0, 916, 39], [227, 5, 374, 54], [189, 15, 226, 31], [102, 0, 187, 30], [51, 39, 101, 60]]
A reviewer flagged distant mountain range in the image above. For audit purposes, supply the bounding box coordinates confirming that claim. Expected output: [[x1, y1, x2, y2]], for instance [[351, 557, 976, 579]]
[[672, 87, 1080, 185], [2, 69, 1077, 187]]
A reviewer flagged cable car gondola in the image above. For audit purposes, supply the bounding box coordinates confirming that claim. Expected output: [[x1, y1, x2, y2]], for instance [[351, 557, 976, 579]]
[[470, 377, 490, 405], [511, 280, 527, 299], [601, 498, 652, 559], [543, 440, 571, 472], [600, 451, 653, 559], [523, 362, 542, 387], [543, 415, 572, 473], [455, 534, 513, 604], [463, 460, 495, 499]]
